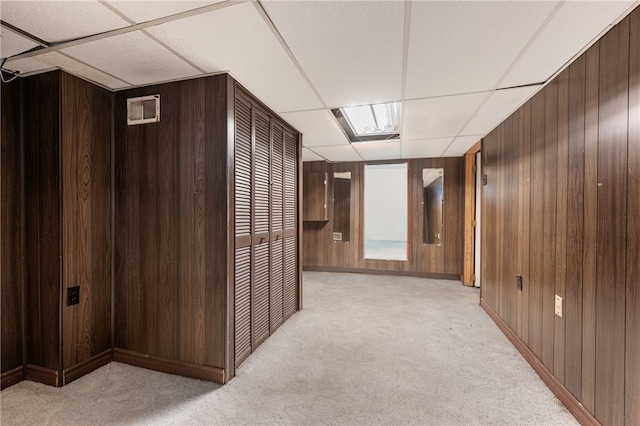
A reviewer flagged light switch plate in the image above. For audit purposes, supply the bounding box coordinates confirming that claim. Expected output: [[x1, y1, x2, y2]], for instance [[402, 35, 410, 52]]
[[555, 295, 563, 317]]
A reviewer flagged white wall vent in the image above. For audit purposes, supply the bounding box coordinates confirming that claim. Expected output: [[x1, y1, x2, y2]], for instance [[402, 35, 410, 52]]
[[127, 95, 160, 125]]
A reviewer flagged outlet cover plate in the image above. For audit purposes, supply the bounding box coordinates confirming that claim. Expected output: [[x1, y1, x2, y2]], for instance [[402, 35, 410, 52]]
[[555, 295, 563, 317], [67, 286, 80, 306]]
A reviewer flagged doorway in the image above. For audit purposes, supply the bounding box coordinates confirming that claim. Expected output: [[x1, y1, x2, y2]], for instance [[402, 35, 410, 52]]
[[462, 141, 481, 286]]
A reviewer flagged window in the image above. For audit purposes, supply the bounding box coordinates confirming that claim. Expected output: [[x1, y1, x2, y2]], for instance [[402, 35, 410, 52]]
[[364, 163, 407, 260]]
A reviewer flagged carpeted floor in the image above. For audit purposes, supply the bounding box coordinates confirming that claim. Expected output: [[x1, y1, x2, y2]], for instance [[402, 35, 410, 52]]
[[0, 272, 578, 425]]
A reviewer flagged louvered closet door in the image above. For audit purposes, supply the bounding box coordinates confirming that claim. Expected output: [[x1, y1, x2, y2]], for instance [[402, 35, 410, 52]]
[[270, 123, 284, 331], [283, 130, 298, 319], [234, 95, 252, 366], [252, 109, 271, 347]]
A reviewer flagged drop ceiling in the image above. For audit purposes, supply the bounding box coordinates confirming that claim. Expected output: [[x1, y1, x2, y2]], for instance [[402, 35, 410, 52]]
[[1, 0, 637, 162]]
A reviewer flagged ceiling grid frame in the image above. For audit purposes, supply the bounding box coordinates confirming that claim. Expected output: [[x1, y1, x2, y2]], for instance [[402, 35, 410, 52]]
[[2, 0, 637, 162]]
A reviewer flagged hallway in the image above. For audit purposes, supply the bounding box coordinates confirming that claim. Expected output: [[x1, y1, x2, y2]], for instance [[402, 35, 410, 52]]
[[0, 272, 576, 425]]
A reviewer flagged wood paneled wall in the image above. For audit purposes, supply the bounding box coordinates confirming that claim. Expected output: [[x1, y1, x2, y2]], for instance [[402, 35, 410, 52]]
[[23, 72, 62, 375], [1, 71, 113, 387], [303, 157, 463, 278], [481, 9, 639, 426], [114, 75, 229, 371], [1, 78, 25, 387], [59, 73, 113, 376]]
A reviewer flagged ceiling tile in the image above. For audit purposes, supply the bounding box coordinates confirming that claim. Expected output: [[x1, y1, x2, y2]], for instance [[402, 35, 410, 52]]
[[406, 1, 558, 99], [61, 31, 200, 86], [146, 2, 322, 113], [5, 51, 130, 89], [501, 1, 636, 88], [262, 0, 405, 108], [353, 141, 401, 162], [462, 85, 541, 136], [401, 138, 452, 159], [302, 148, 325, 162], [0, 1, 129, 42], [402, 92, 488, 141], [105, 0, 224, 23], [312, 145, 363, 163], [281, 110, 347, 148], [1, 27, 40, 59], [443, 135, 483, 157]]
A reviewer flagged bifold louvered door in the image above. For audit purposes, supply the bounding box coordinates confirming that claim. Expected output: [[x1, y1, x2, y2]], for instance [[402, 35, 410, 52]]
[[234, 95, 253, 366], [283, 131, 298, 319], [270, 123, 285, 331], [233, 90, 298, 369], [252, 109, 270, 348]]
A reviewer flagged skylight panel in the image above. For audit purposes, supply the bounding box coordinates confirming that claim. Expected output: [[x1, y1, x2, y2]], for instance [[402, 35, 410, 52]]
[[332, 102, 401, 143]]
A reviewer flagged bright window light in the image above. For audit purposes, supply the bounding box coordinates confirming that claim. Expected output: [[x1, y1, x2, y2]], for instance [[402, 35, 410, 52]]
[[341, 102, 400, 136]]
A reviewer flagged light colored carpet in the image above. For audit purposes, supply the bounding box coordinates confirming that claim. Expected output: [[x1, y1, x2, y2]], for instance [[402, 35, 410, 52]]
[[0, 272, 578, 425]]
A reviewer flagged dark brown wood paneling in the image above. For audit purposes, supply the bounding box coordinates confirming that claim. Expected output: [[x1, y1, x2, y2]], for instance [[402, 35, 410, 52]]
[[582, 40, 600, 415], [481, 134, 497, 309], [1, 79, 24, 377], [565, 54, 586, 400], [115, 74, 230, 372], [495, 122, 506, 326], [303, 158, 464, 278], [479, 7, 640, 426], [443, 157, 464, 275], [155, 82, 179, 361], [60, 72, 112, 370], [114, 87, 140, 353], [626, 9, 640, 426], [517, 103, 531, 346], [528, 88, 545, 360], [113, 348, 224, 384], [177, 78, 206, 365], [303, 172, 328, 221], [554, 68, 569, 382], [62, 349, 111, 385], [594, 17, 628, 426], [23, 72, 61, 372], [204, 75, 230, 370], [542, 80, 558, 371]]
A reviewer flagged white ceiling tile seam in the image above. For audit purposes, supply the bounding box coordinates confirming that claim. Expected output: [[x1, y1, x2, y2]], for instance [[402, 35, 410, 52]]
[[58, 51, 133, 87], [491, 1, 563, 92], [5, 0, 248, 63], [140, 30, 207, 74], [252, 0, 328, 111]]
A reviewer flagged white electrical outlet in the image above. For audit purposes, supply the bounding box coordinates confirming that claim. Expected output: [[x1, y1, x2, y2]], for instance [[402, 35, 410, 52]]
[[555, 295, 563, 317]]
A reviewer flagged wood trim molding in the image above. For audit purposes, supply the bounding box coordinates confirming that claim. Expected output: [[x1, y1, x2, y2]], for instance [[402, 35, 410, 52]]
[[1, 366, 24, 390], [303, 265, 460, 281], [462, 140, 481, 286], [480, 299, 600, 426], [63, 349, 112, 385], [26, 364, 59, 387], [113, 348, 225, 384]]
